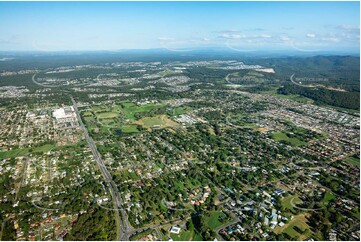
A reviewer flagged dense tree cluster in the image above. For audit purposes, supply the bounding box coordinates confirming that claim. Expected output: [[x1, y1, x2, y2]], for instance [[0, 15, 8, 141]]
[[278, 84, 360, 110]]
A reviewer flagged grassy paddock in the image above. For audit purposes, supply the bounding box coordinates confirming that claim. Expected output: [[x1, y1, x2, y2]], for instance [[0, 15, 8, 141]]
[[343, 156, 360, 167], [271, 131, 306, 147], [204, 211, 232, 230], [274, 213, 314, 240], [134, 115, 179, 129], [0, 144, 55, 159], [96, 112, 120, 119], [129, 228, 155, 241]]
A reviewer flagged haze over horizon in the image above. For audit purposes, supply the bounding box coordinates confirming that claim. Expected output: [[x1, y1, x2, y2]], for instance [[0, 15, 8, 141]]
[[0, 1, 359, 53]]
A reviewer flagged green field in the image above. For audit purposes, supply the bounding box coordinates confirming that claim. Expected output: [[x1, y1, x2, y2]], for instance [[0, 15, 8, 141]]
[[170, 230, 193, 241], [119, 125, 139, 133], [96, 112, 120, 119], [204, 211, 230, 230], [120, 102, 164, 121], [134, 115, 179, 129], [82, 111, 93, 116], [271, 132, 306, 147], [322, 191, 335, 204], [85, 102, 167, 134], [282, 195, 302, 213], [129, 228, 155, 241], [0, 144, 55, 159], [343, 156, 360, 167], [33, 144, 55, 153], [193, 231, 203, 241], [275, 213, 316, 240], [141, 117, 164, 126], [172, 106, 193, 116]]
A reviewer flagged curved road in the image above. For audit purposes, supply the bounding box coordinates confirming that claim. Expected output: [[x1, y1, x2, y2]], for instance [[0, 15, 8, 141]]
[[290, 197, 326, 211], [32, 73, 64, 88], [289, 74, 309, 87]]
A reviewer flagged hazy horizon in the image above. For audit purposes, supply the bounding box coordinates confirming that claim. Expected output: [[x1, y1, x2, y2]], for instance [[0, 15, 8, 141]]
[[0, 1, 359, 54]]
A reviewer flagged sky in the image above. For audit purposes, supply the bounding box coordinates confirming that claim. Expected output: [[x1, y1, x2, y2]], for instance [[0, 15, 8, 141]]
[[0, 1, 359, 53]]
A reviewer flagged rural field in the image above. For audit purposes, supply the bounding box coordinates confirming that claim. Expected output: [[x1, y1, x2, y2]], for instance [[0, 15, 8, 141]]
[[134, 115, 179, 129]]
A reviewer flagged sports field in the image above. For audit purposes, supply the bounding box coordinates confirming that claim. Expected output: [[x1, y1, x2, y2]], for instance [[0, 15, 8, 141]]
[[134, 115, 179, 129]]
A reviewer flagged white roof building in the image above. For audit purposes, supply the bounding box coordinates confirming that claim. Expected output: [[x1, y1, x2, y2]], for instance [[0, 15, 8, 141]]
[[53, 107, 75, 120], [170, 226, 181, 234]]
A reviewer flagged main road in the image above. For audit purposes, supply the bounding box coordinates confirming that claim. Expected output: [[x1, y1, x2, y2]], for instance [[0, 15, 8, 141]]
[[71, 96, 134, 240]]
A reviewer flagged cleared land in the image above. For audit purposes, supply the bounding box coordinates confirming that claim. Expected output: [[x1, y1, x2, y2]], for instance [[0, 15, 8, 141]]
[[172, 106, 193, 116], [96, 112, 120, 119], [271, 131, 306, 147], [322, 191, 336, 204], [118, 125, 139, 133], [170, 230, 193, 241], [343, 156, 360, 167], [129, 228, 155, 241], [0, 144, 55, 159], [274, 213, 313, 240], [134, 115, 179, 129], [282, 195, 302, 213], [120, 102, 164, 121], [204, 211, 231, 230]]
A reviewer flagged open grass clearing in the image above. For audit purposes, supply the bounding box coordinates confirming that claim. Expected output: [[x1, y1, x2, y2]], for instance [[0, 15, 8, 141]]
[[0, 144, 55, 159], [171, 106, 193, 116], [343, 156, 360, 167], [96, 112, 120, 119], [170, 230, 193, 241], [274, 213, 313, 240], [204, 211, 232, 230], [119, 124, 140, 133], [134, 115, 179, 129], [130, 228, 155, 241], [119, 102, 164, 121], [322, 191, 335, 204], [282, 195, 302, 213], [271, 131, 306, 147]]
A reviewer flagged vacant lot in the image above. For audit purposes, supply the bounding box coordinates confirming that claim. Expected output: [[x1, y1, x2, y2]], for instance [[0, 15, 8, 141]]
[[0, 144, 55, 159], [281, 195, 302, 213], [120, 102, 164, 121], [322, 191, 335, 204], [271, 131, 306, 147], [343, 156, 360, 167], [96, 112, 120, 119], [119, 125, 140, 133], [170, 230, 193, 241], [204, 211, 232, 230], [274, 213, 313, 240], [134, 115, 179, 129]]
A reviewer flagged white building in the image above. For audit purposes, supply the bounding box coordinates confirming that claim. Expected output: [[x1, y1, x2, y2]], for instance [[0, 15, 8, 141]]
[[170, 226, 181, 234]]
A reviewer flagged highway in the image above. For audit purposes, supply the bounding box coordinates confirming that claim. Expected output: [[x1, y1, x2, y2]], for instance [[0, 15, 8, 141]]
[[289, 73, 305, 87], [71, 97, 134, 240], [289, 73, 320, 88]]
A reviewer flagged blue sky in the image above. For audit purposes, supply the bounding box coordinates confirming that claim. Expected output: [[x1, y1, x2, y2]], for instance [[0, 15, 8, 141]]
[[0, 1, 359, 53]]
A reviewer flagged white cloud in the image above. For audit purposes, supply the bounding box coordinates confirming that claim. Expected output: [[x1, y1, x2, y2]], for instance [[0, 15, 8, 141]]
[[219, 33, 245, 39], [337, 24, 360, 31], [260, 34, 272, 39], [279, 35, 291, 41], [219, 33, 272, 40], [306, 33, 316, 38], [321, 37, 340, 42], [158, 37, 174, 42]]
